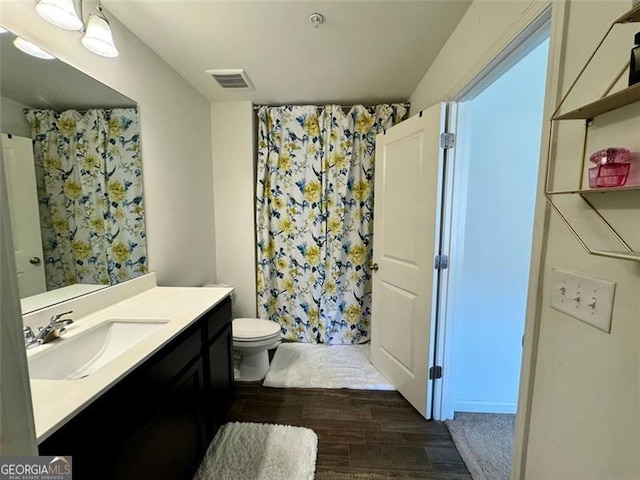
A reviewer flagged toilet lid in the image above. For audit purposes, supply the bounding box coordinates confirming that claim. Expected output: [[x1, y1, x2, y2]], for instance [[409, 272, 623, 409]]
[[233, 318, 281, 341]]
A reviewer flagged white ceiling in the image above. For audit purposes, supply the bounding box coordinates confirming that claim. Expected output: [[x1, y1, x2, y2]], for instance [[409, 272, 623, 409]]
[[103, 1, 472, 105]]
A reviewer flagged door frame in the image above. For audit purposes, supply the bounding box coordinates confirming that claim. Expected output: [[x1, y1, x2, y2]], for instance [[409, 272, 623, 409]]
[[434, 9, 552, 421], [427, 1, 567, 479]]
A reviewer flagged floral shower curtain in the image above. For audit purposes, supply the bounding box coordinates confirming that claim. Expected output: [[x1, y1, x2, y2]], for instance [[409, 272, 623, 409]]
[[256, 104, 407, 344], [25, 108, 147, 290]]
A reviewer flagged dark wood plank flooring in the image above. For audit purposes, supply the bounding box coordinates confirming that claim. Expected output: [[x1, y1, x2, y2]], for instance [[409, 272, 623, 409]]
[[228, 384, 471, 480]]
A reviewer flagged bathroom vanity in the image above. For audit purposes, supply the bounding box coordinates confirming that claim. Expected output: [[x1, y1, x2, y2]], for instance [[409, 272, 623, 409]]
[[24, 274, 234, 480]]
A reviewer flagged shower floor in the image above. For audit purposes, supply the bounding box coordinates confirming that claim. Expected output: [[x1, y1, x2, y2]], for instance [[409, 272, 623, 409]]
[[228, 384, 471, 479]]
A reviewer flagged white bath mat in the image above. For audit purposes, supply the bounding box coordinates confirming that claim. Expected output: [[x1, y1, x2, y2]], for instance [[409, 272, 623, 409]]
[[194, 422, 317, 480], [263, 343, 395, 390]]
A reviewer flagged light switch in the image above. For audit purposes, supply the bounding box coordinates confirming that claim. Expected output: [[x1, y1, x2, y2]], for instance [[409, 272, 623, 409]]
[[550, 267, 616, 333]]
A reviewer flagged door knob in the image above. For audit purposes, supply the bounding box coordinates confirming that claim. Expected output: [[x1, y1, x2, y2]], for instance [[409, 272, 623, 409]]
[[29, 256, 41, 265], [369, 263, 379, 271]]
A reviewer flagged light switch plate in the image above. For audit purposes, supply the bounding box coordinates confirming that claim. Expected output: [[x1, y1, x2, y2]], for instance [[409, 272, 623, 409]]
[[550, 267, 616, 333]]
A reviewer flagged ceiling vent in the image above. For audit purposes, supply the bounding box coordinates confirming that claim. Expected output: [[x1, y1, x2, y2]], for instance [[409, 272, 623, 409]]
[[206, 69, 253, 89]]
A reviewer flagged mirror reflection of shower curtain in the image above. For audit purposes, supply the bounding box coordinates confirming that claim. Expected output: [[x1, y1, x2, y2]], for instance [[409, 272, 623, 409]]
[[25, 108, 147, 289], [255, 104, 407, 344]]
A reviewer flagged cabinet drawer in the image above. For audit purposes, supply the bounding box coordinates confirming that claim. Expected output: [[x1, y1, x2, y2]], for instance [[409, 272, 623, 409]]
[[202, 297, 232, 343], [141, 324, 201, 390]]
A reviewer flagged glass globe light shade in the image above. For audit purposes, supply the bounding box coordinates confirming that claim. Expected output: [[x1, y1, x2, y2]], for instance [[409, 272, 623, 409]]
[[35, 0, 83, 31], [81, 12, 119, 58], [13, 37, 56, 60]]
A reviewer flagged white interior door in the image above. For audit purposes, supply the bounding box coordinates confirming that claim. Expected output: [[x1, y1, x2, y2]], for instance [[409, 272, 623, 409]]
[[1, 134, 46, 298], [370, 103, 447, 419]]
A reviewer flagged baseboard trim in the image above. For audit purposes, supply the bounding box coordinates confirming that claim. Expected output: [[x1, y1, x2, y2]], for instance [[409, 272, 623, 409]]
[[453, 401, 517, 414]]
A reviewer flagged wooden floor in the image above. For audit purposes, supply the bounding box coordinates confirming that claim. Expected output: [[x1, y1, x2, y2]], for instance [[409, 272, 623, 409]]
[[228, 384, 471, 480]]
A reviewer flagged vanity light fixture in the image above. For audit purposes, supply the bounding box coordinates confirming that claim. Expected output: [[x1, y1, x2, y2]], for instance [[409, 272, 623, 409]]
[[13, 37, 56, 60], [32, 0, 119, 58], [81, 7, 119, 58], [35, 0, 84, 31]]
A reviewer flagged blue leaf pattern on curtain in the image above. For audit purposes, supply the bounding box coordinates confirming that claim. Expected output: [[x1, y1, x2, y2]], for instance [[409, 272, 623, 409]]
[[256, 104, 407, 344], [25, 108, 147, 289]]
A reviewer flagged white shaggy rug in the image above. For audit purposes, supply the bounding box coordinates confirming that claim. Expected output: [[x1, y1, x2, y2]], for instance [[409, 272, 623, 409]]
[[262, 343, 395, 390], [194, 422, 318, 480]]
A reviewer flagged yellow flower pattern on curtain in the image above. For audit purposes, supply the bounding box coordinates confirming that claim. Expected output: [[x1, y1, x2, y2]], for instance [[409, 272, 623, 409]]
[[25, 108, 147, 290], [256, 104, 407, 344]]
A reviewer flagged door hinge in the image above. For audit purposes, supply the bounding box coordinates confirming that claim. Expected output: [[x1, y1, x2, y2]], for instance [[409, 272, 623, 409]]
[[440, 132, 455, 149], [434, 254, 449, 270], [429, 365, 443, 380]]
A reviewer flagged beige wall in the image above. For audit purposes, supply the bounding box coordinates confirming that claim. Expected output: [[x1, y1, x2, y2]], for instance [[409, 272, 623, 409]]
[[0, 3, 216, 287], [411, 0, 639, 478], [526, 2, 639, 478], [410, 0, 543, 113], [210, 102, 257, 317], [1, 97, 31, 138]]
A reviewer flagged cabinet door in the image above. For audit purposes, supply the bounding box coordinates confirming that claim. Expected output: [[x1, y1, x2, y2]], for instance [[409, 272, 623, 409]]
[[206, 323, 234, 439], [111, 360, 206, 480]]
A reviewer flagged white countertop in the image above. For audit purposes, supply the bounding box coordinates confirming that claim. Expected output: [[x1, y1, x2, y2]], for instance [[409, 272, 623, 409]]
[[29, 284, 233, 443]]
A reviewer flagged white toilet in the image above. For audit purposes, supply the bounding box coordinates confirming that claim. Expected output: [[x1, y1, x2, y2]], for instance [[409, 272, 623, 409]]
[[232, 318, 281, 382]]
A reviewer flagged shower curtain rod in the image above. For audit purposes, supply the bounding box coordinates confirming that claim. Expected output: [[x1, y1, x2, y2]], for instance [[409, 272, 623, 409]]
[[252, 102, 410, 112], [22, 107, 137, 115], [23, 108, 92, 114]]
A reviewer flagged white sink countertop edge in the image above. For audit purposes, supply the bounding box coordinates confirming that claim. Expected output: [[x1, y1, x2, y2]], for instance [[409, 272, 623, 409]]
[[30, 285, 233, 443]]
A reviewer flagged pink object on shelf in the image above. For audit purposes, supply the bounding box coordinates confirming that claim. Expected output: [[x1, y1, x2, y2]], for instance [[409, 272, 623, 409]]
[[588, 147, 631, 165], [588, 147, 632, 188], [588, 163, 630, 188]]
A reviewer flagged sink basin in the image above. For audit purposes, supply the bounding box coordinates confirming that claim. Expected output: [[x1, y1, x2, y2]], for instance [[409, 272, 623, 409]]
[[28, 319, 171, 380]]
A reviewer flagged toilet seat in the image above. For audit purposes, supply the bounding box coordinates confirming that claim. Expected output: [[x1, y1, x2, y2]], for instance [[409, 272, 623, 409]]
[[232, 318, 280, 342]]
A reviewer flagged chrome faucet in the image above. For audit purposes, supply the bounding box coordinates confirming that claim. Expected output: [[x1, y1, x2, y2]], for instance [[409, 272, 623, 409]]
[[24, 311, 74, 349], [23, 326, 40, 349]]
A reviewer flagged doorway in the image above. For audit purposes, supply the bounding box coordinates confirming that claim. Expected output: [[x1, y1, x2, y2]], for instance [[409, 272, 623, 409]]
[[431, 13, 550, 480], [369, 7, 553, 480], [441, 31, 550, 420], [428, 18, 550, 480]]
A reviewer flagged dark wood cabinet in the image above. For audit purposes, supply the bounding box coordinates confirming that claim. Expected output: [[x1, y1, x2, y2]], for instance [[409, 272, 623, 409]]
[[111, 361, 206, 480], [201, 296, 234, 439], [39, 297, 233, 480], [206, 323, 233, 437]]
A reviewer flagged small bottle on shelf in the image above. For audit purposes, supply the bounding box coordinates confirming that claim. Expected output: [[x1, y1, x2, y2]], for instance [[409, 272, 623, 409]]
[[629, 32, 640, 86], [588, 148, 631, 188]]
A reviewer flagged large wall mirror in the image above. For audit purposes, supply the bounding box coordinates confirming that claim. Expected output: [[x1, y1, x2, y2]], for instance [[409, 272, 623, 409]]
[[0, 29, 148, 314]]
